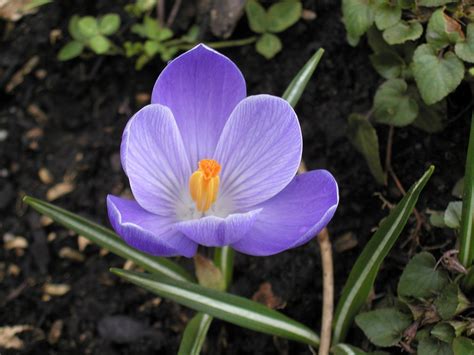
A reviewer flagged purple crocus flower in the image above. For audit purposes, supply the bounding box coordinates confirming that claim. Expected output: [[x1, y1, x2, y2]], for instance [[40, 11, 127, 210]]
[[107, 44, 338, 257]]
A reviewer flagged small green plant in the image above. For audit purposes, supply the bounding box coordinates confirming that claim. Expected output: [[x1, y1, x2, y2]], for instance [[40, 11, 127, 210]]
[[58, 14, 121, 61], [245, 0, 302, 59]]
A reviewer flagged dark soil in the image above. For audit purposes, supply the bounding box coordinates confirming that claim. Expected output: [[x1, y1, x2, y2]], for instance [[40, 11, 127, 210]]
[[0, 0, 471, 354]]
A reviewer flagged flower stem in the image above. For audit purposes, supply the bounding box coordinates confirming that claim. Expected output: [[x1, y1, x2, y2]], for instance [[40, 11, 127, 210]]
[[214, 246, 235, 289], [317, 228, 333, 355]]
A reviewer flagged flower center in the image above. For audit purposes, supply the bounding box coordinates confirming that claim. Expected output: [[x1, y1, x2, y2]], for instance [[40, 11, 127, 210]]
[[189, 159, 221, 212]]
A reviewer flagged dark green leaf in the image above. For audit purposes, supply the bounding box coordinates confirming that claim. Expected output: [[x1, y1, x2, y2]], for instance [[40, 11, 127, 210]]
[[78, 16, 99, 38], [333, 166, 434, 343], [452, 337, 474, 354], [245, 0, 267, 34], [177, 313, 213, 355], [110, 268, 320, 347], [426, 9, 465, 51], [455, 24, 474, 63], [99, 13, 121, 35], [383, 21, 423, 45], [22, 196, 194, 282], [418, 0, 456, 6], [256, 33, 282, 59], [267, 0, 302, 33], [398, 252, 449, 299], [431, 323, 455, 344], [57, 41, 84, 61], [374, 2, 401, 30], [444, 201, 462, 229], [342, 0, 374, 45], [418, 337, 454, 355], [434, 283, 470, 320], [88, 35, 111, 54], [412, 99, 446, 133], [347, 113, 385, 185], [355, 308, 412, 347], [332, 343, 368, 354], [370, 52, 405, 79]]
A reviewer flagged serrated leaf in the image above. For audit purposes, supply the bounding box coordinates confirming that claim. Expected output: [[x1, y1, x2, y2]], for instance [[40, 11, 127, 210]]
[[347, 114, 385, 184], [452, 337, 474, 354], [370, 51, 405, 79], [78, 16, 99, 38], [418, 337, 454, 355], [383, 20, 423, 45], [355, 308, 412, 347], [398, 252, 449, 298], [88, 35, 110, 54], [412, 44, 464, 105], [444, 201, 462, 229], [418, 0, 456, 6], [57, 41, 84, 61], [434, 283, 470, 320], [342, 0, 374, 45], [99, 13, 120, 35], [256, 33, 282, 59], [455, 24, 474, 63], [245, 0, 267, 33], [267, 0, 302, 33], [426, 9, 464, 51], [374, 2, 401, 30], [431, 323, 455, 344], [373, 79, 418, 126]]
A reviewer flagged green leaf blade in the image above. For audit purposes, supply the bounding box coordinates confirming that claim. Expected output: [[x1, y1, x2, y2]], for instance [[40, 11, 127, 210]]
[[58, 41, 84, 61], [245, 0, 268, 34], [178, 313, 213, 355], [266, 0, 302, 33], [256, 33, 282, 59], [99, 13, 121, 35], [383, 21, 423, 45]]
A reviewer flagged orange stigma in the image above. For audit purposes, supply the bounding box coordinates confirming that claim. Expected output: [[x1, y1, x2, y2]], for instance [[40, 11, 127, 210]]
[[189, 159, 221, 212]]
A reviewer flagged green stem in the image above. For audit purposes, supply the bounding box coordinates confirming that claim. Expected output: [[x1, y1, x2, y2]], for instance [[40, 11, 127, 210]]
[[214, 246, 235, 289]]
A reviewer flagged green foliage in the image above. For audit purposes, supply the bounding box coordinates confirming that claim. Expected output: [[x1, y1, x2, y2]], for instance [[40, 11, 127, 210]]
[[245, 0, 302, 59]]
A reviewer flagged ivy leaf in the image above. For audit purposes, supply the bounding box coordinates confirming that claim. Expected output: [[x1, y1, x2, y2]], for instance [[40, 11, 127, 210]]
[[88, 35, 111, 54], [455, 23, 474, 63], [373, 79, 418, 126], [267, 0, 302, 33], [418, 337, 454, 355], [256, 33, 282, 59], [57, 41, 84, 61], [397, 252, 449, 299], [370, 52, 405, 79], [374, 2, 401, 30], [383, 20, 423, 45], [452, 337, 474, 354], [342, 0, 374, 46], [431, 323, 455, 344], [418, 0, 456, 6], [355, 308, 412, 347], [426, 9, 464, 51], [245, 0, 267, 34], [78, 16, 99, 38], [347, 114, 385, 185], [434, 283, 470, 320], [444, 201, 462, 229], [98, 13, 121, 35], [412, 44, 464, 105]]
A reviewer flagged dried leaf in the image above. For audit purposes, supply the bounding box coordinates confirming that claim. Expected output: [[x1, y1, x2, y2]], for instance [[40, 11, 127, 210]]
[[58, 247, 84, 262], [5, 56, 39, 92], [252, 282, 285, 309], [43, 283, 71, 296], [46, 182, 75, 201], [3, 235, 28, 250], [0, 325, 33, 349], [38, 168, 54, 184]]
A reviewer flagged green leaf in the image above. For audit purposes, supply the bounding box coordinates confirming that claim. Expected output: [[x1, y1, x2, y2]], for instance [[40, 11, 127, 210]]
[[397, 252, 449, 299], [282, 48, 325, 108], [69, 15, 88, 41], [140, 16, 173, 41], [88, 35, 111, 54], [57, 41, 84, 61], [367, 27, 395, 54], [267, 0, 302, 33], [332, 343, 368, 354], [373, 79, 418, 126], [418, 337, 454, 355], [78, 16, 99, 38], [426, 9, 465, 51], [370, 51, 405, 79], [22, 196, 194, 282], [213, 246, 234, 289], [431, 323, 455, 344], [178, 313, 213, 355], [245, 0, 267, 34], [144, 40, 162, 56], [412, 100, 446, 133], [347, 113, 385, 185], [434, 283, 470, 320], [459, 112, 474, 267], [412, 44, 464, 105], [455, 24, 474, 63], [452, 337, 474, 354], [333, 166, 434, 343], [110, 268, 320, 347], [98, 13, 121, 35], [444, 201, 463, 229], [342, 0, 374, 45], [355, 308, 412, 347], [383, 21, 423, 45], [22, 0, 53, 11], [256, 33, 282, 59], [124, 41, 143, 57], [418, 0, 456, 6], [374, 2, 401, 30]]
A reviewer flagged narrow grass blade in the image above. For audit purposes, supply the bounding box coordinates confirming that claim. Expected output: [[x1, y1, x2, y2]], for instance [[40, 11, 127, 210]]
[[23, 195, 194, 282], [459, 112, 474, 267], [333, 166, 434, 343], [178, 313, 213, 355], [331, 343, 368, 355], [111, 268, 320, 347], [282, 48, 325, 108]]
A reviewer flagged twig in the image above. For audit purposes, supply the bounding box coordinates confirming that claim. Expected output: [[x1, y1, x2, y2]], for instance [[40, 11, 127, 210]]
[[384, 126, 394, 186], [157, 0, 165, 27], [166, 0, 182, 27], [317, 228, 333, 355]]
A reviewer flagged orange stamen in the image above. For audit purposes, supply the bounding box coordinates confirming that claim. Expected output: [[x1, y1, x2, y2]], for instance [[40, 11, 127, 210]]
[[189, 159, 221, 212]]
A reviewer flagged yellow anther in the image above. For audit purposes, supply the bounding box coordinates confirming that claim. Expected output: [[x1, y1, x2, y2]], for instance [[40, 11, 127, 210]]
[[189, 159, 221, 212]]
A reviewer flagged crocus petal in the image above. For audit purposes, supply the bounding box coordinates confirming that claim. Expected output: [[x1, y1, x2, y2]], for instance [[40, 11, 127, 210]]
[[152, 44, 246, 166], [121, 104, 191, 216], [214, 95, 302, 212], [231, 170, 338, 256], [107, 195, 197, 257], [174, 209, 261, 247]]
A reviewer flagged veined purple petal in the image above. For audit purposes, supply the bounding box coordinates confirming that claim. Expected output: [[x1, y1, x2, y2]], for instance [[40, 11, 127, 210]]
[[231, 170, 338, 256], [215, 95, 302, 212], [152, 44, 246, 166], [121, 104, 191, 216], [107, 195, 197, 257], [174, 209, 261, 247]]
